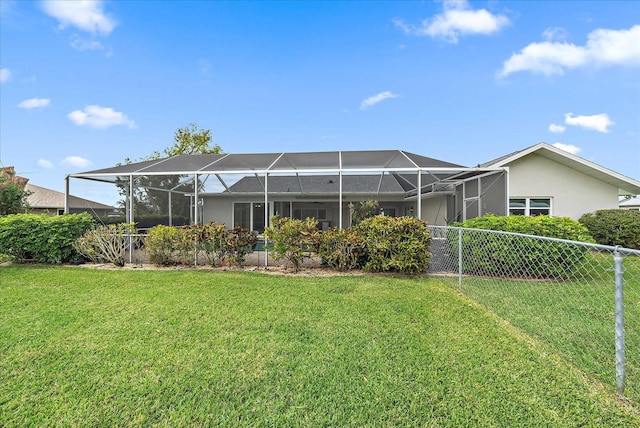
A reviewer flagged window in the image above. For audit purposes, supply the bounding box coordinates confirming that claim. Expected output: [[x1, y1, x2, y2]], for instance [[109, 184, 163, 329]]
[[509, 198, 551, 216]]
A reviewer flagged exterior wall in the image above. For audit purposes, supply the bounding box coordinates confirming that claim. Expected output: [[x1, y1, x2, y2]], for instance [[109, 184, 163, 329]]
[[203, 196, 234, 226], [506, 154, 619, 219], [421, 195, 448, 226]]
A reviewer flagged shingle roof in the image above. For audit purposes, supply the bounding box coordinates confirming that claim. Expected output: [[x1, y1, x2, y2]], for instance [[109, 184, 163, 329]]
[[26, 183, 114, 210], [227, 174, 406, 194]]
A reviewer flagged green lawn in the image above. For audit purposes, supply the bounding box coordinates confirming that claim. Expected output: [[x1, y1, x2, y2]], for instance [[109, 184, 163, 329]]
[[1, 265, 638, 426], [434, 251, 640, 405]]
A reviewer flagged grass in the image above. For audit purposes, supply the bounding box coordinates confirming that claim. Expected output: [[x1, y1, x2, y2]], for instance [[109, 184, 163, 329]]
[[1, 265, 638, 426], [434, 250, 640, 405]]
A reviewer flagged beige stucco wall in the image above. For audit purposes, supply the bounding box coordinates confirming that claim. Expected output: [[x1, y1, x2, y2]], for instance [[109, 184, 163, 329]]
[[203, 196, 234, 226], [506, 154, 619, 219], [421, 195, 448, 226]]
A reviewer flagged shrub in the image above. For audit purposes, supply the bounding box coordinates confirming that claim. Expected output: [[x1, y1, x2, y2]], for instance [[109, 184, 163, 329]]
[[451, 214, 595, 279], [264, 215, 318, 272], [196, 222, 228, 267], [313, 227, 366, 271], [355, 216, 432, 274], [579, 209, 640, 250], [145, 225, 181, 266], [225, 225, 259, 267], [0, 213, 95, 263], [74, 223, 137, 267]]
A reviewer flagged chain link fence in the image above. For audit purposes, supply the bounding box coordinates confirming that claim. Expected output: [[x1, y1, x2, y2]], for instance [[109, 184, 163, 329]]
[[427, 226, 640, 402]]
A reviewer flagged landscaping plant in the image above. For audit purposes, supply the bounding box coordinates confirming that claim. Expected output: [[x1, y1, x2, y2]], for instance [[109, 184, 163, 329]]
[[0, 213, 95, 263], [74, 223, 137, 267], [355, 215, 432, 274], [579, 209, 640, 250], [265, 215, 318, 272], [451, 214, 595, 279]]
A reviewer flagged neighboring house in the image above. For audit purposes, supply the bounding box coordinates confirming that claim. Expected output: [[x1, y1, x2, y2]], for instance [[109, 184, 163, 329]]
[[620, 195, 640, 211], [66, 143, 640, 230], [25, 183, 114, 216], [481, 143, 640, 220]]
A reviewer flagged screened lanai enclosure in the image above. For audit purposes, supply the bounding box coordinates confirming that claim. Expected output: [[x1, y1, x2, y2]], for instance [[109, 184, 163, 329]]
[[66, 150, 508, 231]]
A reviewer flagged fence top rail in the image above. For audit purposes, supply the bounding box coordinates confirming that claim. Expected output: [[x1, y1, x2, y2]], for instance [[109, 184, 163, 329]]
[[428, 225, 640, 256]]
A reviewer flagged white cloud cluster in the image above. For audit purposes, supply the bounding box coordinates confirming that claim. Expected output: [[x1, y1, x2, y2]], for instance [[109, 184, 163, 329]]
[[565, 113, 614, 133], [68, 105, 136, 129], [500, 25, 640, 76], [37, 159, 53, 168], [0, 67, 10, 83], [41, 0, 116, 35], [552, 143, 581, 155], [360, 91, 399, 110], [18, 97, 51, 109], [548, 124, 566, 134], [62, 156, 92, 168], [393, 0, 510, 43]]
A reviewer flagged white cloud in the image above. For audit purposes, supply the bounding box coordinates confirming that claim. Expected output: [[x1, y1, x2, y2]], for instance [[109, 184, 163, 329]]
[[62, 156, 92, 168], [70, 36, 105, 51], [360, 91, 399, 110], [18, 98, 51, 109], [68, 105, 136, 129], [552, 143, 581, 155], [500, 25, 640, 76], [565, 113, 614, 133], [41, 0, 116, 35], [37, 159, 54, 168], [542, 27, 569, 42], [0, 68, 10, 83], [393, 0, 510, 43], [548, 123, 566, 134]]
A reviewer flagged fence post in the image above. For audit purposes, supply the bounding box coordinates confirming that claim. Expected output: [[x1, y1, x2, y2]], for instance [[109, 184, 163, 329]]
[[458, 228, 463, 291], [614, 247, 626, 395]]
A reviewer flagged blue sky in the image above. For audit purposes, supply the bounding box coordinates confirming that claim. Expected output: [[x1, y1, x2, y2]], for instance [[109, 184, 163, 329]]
[[1, 0, 639, 205]]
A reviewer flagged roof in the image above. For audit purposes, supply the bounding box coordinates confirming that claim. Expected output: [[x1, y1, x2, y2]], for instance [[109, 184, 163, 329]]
[[26, 183, 114, 210], [482, 142, 640, 196], [70, 149, 497, 197], [225, 174, 407, 195], [72, 150, 467, 178]]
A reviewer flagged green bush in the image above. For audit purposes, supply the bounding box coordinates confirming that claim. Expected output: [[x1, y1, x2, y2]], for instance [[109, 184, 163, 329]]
[[451, 214, 595, 279], [579, 209, 640, 250], [314, 227, 366, 271], [224, 225, 259, 267], [355, 216, 431, 274], [196, 222, 228, 267], [145, 225, 182, 266], [74, 223, 137, 267], [265, 215, 318, 272], [0, 213, 96, 263]]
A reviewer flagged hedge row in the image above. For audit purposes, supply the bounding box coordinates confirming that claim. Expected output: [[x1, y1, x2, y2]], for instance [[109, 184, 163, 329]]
[[579, 209, 640, 250], [266, 215, 432, 274], [451, 214, 595, 279], [0, 213, 96, 263]]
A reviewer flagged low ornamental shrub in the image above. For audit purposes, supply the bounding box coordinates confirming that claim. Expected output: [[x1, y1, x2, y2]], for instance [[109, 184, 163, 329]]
[[224, 225, 259, 267], [355, 216, 432, 274], [451, 214, 595, 279], [74, 223, 137, 267], [0, 213, 96, 263], [196, 222, 228, 267], [579, 209, 640, 250], [313, 227, 366, 271], [145, 224, 181, 266], [264, 215, 318, 272]]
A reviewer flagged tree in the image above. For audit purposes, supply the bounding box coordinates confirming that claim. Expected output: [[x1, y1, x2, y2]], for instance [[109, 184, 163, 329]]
[[117, 123, 223, 219], [0, 167, 32, 216]]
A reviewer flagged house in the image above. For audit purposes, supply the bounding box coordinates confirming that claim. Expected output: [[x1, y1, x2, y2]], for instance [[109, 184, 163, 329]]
[[25, 183, 115, 216], [481, 143, 640, 219], [620, 195, 640, 211], [66, 143, 640, 231]]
